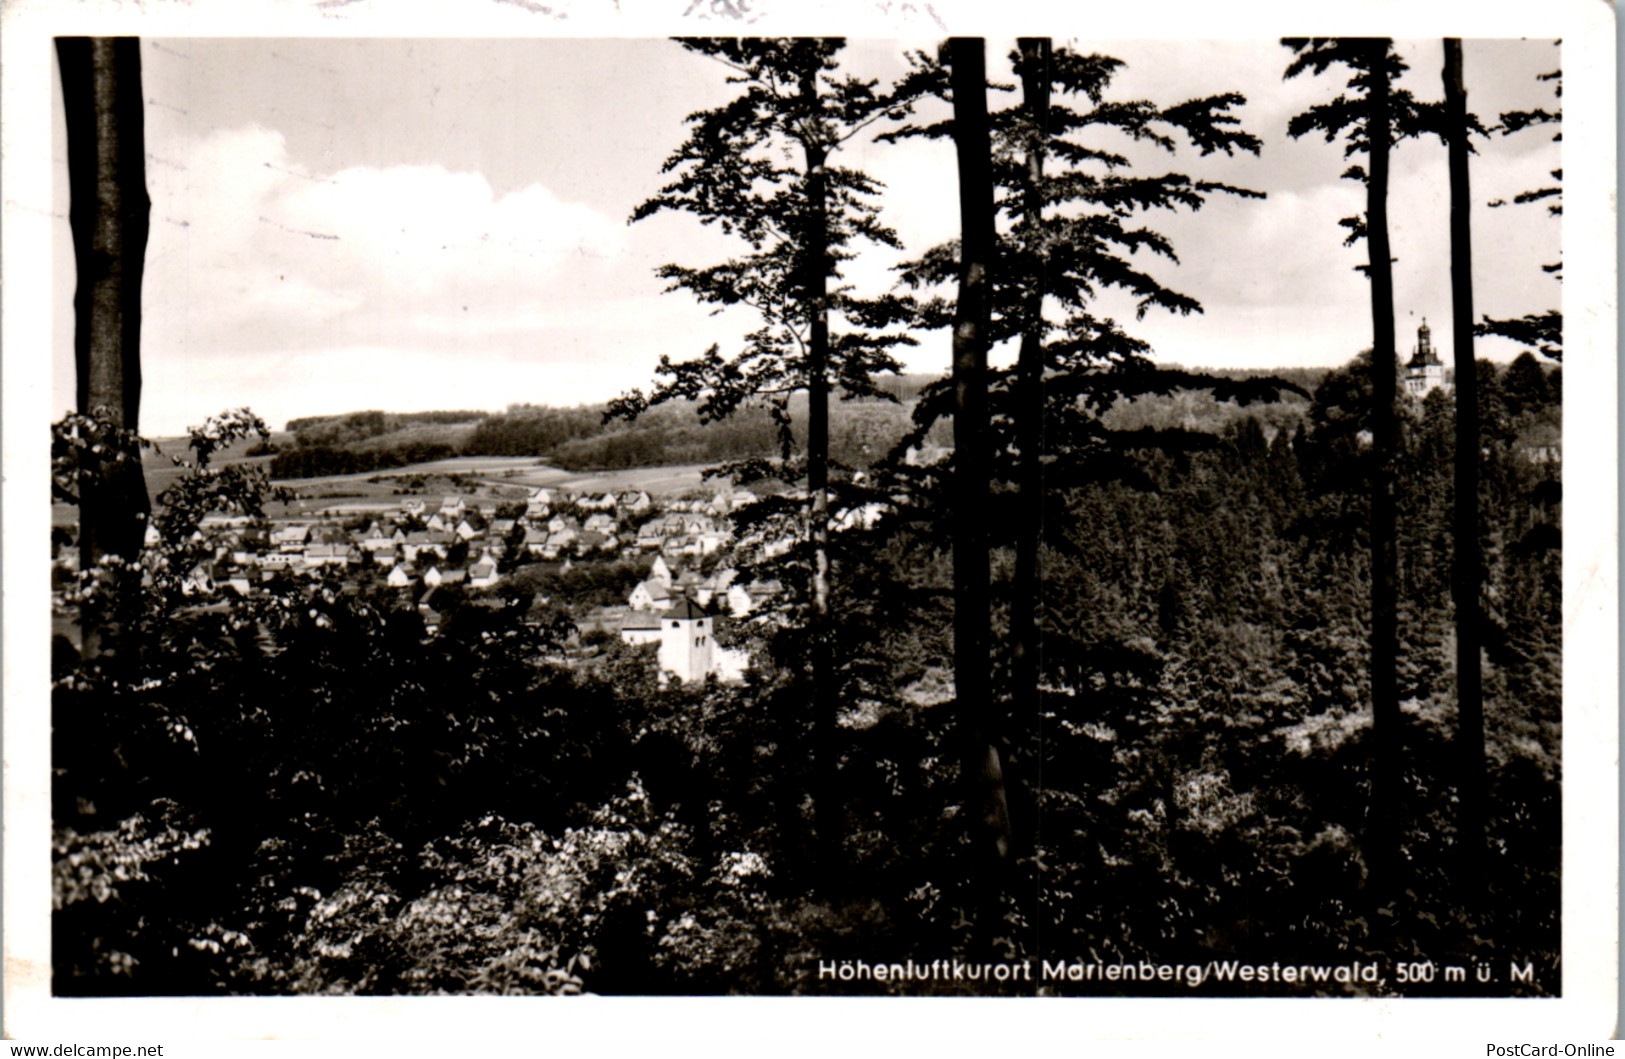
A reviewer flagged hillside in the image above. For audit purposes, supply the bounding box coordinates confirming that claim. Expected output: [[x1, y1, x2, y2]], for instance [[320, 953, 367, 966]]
[[259, 368, 1331, 484]]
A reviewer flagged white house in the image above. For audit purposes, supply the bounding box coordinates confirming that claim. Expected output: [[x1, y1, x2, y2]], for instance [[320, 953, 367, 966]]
[[620, 609, 663, 647], [617, 490, 653, 515], [629, 578, 673, 612], [469, 558, 500, 588], [273, 524, 310, 551]]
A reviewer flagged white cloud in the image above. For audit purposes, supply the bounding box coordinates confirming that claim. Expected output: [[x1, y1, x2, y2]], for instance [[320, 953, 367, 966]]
[[142, 125, 627, 360]]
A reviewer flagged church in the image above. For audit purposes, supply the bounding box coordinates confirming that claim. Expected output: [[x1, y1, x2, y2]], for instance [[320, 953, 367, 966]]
[[1404, 319, 1448, 397], [619, 593, 738, 684]]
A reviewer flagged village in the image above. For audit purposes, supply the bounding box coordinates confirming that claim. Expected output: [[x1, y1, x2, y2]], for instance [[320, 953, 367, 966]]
[[51, 481, 778, 685]]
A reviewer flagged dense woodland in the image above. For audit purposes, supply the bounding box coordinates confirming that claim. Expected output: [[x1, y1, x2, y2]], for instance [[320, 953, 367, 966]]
[[51, 36, 1564, 998], [52, 356, 1561, 995]]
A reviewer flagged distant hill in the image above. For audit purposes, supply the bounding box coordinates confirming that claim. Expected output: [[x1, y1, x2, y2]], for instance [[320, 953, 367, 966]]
[[266, 367, 1325, 481]]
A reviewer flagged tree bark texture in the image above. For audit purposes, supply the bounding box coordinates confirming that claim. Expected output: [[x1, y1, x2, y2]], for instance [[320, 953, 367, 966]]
[[1364, 38, 1400, 903], [1443, 36, 1485, 901], [949, 38, 1014, 932], [57, 36, 152, 659], [1008, 36, 1053, 866], [798, 66, 840, 878]]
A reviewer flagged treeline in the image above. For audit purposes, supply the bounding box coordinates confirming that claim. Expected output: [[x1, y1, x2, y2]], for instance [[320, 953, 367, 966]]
[[271, 367, 1331, 482], [462, 404, 605, 457], [286, 410, 489, 448], [544, 400, 918, 472], [274, 394, 928, 479], [268, 440, 460, 479]]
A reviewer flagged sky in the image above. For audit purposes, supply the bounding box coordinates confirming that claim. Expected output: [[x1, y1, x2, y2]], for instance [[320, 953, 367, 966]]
[[49, 37, 1563, 436]]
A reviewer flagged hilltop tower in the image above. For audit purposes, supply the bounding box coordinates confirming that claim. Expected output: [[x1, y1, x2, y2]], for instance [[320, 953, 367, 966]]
[[1405, 319, 1446, 398]]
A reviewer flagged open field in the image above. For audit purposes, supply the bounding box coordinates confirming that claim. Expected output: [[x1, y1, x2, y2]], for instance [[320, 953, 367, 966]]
[[492, 463, 719, 495], [53, 454, 723, 526]]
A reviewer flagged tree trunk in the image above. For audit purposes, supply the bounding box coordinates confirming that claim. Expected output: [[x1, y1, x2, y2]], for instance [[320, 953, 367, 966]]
[[57, 37, 152, 660], [1364, 38, 1400, 906], [1008, 37, 1052, 866], [1443, 36, 1485, 906], [799, 67, 840, 882], [949, 37, 1013, 943]]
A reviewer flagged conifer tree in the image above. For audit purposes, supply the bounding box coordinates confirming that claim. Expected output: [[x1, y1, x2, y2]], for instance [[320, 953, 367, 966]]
[[613, 38, 917, 874], [885, 41, 1276, 864], [1479, 43, 1562, 361], [1283, 37, 1442, 902], [1442, 37, 1487, 901]]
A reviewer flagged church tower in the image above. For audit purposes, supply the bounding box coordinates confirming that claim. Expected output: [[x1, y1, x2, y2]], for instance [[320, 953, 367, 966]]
[[656, 596, 717, 684], [1404, 319, 1446, 397]]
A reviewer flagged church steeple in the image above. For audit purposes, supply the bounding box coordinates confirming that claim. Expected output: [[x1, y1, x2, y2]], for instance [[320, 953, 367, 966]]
[[1405, 318, 1446, 396]]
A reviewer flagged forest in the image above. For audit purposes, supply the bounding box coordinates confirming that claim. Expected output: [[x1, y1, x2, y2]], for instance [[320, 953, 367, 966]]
[[49, 36, 1564, 997]]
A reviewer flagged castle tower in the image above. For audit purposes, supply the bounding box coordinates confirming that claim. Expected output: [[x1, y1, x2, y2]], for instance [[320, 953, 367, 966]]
[[1404, 319, 1446, 397], [656, 596, 716, 684]]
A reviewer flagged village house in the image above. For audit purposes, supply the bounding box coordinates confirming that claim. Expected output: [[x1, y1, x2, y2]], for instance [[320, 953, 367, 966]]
[[617, 490, 653, 516], [360, 522, 398, 551], [469, 557, 501, 589], [620, 610, 663, 646], [273, 524, 310, 552], [628, 578, 674, 612], [544, 528, 578, 559], [221, 566, 254, 597], [303, 542, 350, 568]]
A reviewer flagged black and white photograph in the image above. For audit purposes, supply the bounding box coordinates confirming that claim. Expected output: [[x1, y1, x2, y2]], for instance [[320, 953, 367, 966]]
[[3, 0, 1616, 1048]]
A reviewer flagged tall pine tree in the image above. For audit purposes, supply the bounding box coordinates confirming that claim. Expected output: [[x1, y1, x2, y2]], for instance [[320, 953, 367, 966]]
[[885, 41, 1275, 866], [613, 38, 917, 877], [1284, 37, 1443, 904], [1442, 37, 1487, 906]]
